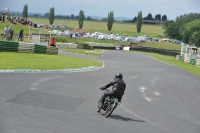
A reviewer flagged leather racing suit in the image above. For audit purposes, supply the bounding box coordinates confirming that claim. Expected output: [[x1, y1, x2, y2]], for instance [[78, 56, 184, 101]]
[[98, 77, 126, 105]]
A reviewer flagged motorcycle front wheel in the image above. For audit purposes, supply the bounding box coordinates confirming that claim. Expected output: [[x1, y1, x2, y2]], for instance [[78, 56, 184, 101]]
[[105, 103, 115, 118]]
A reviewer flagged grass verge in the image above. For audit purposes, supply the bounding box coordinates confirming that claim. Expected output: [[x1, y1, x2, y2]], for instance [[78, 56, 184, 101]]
[[140, 52, 200, 77], [138, 42, 181, 51], [0, 52, 102, 70], [60, 48, 102, 56]]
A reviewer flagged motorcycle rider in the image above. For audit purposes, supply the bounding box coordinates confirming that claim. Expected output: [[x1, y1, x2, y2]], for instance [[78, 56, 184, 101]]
[[97, 73, 126, 111]]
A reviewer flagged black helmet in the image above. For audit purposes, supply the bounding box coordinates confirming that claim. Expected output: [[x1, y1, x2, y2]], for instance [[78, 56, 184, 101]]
[[115, 73, 123, 79]]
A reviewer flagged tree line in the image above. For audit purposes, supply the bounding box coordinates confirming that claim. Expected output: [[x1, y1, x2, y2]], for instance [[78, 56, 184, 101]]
[[163, 13, 200, 47], [21, 5, 148, 33], [21, 4, 200, 46]]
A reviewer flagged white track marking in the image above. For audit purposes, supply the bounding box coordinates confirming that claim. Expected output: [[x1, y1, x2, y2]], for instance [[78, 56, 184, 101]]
[[144, 97, 152, 102], [154, 92, 160, 96], [150, 77, 158, 85], [127, 75, 138, 80], [31, 76, 64, 90], [173, 114, 200, 125], [120, 104, 177, 133], [139, 87, 146, 93], [139, 87, 152, 102]]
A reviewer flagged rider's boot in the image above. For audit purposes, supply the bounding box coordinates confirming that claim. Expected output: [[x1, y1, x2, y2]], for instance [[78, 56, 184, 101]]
[[96, 103, 103, 112]]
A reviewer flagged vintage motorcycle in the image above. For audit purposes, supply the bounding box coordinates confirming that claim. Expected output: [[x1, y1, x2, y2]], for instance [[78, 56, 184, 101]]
[[97, 89, 120, 118]]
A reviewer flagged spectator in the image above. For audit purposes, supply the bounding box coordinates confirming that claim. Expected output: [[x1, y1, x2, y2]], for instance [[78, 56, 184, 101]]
[[1, 24, 9, 40], [2, 13, 5, 22], [29, 20, 33, 26], [18, 28, 23, 41], [49, 37, 56, 47], [0, 13, 2, 21], [7, 14, 11, 22], [8, 25, 14, 41], [33, 23, 37, 28]]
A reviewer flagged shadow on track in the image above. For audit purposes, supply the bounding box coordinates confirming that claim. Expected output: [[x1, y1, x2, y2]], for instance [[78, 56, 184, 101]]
[[109, 114, 146, 122]]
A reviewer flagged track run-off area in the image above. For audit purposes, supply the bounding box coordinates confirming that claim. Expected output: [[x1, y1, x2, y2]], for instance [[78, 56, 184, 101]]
[[0, 51, 200, 133]]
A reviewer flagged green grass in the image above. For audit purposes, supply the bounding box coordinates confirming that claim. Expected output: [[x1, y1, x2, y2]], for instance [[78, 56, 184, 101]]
[[60, 48, 102, 56], [138, 42, 181, 51], [140, 52, 200, 77], [0, 52, 102, 69], [23, 17, 165, 37], [1, 17, 165, 43]]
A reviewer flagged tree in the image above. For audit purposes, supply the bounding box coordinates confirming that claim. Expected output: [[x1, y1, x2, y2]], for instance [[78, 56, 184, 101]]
[[176, 13, 200, 27], [155, 14, 161, 20], [163, 20, 180, 39], [22, 4, 28, 18], [136, 11, 142, 33], [192, 31, 200, 47], [132, 16, 137, 23], [163, 13, 200, 43], [147, 13, 152, 20], [107, 11, 114, 31], [86, 16, 92, 20], [44, 13, 49, 17], [182, 19, 200, 46], [33, 14, 39, 17], [71, 14, 75, 19], [78, 10, 85, 29], [48, 7, 54, 25], [162, 15, 167, 20]]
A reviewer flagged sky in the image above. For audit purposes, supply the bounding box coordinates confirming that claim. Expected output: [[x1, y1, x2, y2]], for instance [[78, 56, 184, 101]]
[[0, 0, 200, 20]]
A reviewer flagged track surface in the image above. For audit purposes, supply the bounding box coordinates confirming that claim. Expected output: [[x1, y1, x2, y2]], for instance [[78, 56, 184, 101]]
[[0, 51, 200, 133]]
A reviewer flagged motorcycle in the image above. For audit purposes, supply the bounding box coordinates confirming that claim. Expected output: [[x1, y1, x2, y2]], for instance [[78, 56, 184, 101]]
[[97, 89, 120, 118]]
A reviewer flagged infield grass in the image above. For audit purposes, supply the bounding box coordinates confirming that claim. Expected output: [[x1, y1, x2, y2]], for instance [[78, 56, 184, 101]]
[[0, 52, 102, 70], [60, 48, 102, 56]]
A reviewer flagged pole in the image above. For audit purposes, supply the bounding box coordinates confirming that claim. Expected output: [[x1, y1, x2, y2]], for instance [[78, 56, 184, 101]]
[[28, 26, 30, 43], [39, 28, 42, 44]]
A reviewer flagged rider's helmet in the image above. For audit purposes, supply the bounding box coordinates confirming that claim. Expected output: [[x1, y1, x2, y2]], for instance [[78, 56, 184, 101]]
[[115, 73, 123, 79]]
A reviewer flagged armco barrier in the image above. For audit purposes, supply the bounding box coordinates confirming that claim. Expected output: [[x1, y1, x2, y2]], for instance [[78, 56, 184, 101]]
[[0, 40, 58, 55], [93, 45, 180, 56], [184, 57, 190, 63], [176, 55, 200, 66], [190, 59, 196, 65], [93, 46, 119, 50], [0, 40, 19, 52], [176, 55, 179, 60], [46, 46, 58, 55], [34, 44, 47, 54], [196, 59, 200, 66], [179, 56, 184, 62], [56, 43, 78, 48], [18, 42, 35, 53], [130, 46, 180, 56]]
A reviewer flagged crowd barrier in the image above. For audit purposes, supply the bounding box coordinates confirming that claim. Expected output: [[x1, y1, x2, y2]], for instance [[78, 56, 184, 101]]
[[176, 55, 200, 66], [0, 40, 58, 55], [56, 43, 78, 48]]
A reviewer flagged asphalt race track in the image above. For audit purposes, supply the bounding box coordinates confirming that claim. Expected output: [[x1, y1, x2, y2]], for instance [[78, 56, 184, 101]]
[[0, 51, 200, 133]]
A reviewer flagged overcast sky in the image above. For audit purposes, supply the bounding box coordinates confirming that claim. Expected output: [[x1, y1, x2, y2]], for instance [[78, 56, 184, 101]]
[[0, 0, 200, 20]]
